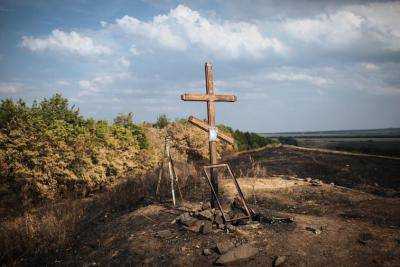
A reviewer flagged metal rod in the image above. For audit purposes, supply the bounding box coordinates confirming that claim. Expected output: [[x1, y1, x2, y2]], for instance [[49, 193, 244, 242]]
[[166, 139, 176, 206], [226, 165, 253, 218], [202, 163, 253, 225], [203, 168, 227, 223], [170, 152, 183, 201], [203, 163, 228, 169]]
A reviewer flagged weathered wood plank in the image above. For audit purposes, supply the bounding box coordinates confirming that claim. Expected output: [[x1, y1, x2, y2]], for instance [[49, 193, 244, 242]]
[[181, 93, 209, 101], [188, 116, 235, 144], [214, 94, 237, 102], [181, 93, 236, 102], [205, 62, 219, 208]]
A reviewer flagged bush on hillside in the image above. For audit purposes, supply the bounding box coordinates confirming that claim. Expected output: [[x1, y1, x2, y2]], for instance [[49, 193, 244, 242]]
[[114, 112, 148, 149], [154, 114, 169, 129], [217, 124, 276, 151], [0, 94, 155, 209]]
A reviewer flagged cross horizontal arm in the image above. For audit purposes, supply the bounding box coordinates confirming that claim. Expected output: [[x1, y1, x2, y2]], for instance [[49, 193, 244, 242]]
[[181, 93, 237, 102], [188, 116, 235, 144]]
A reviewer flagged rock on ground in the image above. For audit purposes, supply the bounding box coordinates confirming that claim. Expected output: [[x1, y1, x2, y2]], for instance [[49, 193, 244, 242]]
[[216, 239, 235, 254], [274, 255, 287, 266], [215, 244, 258, 265]]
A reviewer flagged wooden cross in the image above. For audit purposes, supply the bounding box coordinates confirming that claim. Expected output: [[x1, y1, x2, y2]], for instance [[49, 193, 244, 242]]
[[181, 62, 237, 207]]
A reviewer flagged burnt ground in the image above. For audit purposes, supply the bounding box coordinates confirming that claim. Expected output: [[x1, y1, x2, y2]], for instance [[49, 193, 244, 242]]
[[61, 145, 400, 266], [227, 145, 400, 196]]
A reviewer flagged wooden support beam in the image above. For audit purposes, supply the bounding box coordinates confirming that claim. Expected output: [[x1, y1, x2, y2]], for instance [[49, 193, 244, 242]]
[[188, 116, 235, 144], [205, 62, 218, 209], [181, 93, 236, 102]]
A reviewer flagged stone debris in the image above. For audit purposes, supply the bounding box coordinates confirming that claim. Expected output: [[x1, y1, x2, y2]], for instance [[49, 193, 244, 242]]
[[200, 221, 213, 234], [156, 230, 173, 238], [177, 212, 198, 227], [186, 220, 204, 233], [215, 244, 258, 265], [304, 177, 323, 186], [197, 209, 215, 221], [273, 256, 287, 266], [143, 257, 154, 264], [203, 248, 212, 256], [306, 226, 322, 235], [216, 239, 235, 254], [225, 224, 236, 232], [311, 179, 323, 186], [176, 205, 242, 233], [175, 202, 295, 236], [214, 212, 225, 228], [201, 202, 211, 210]]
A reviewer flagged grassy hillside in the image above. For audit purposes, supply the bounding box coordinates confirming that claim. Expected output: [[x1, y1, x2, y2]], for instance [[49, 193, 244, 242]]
[[0, 94, 161, 210], [0, 94, 274, 213]]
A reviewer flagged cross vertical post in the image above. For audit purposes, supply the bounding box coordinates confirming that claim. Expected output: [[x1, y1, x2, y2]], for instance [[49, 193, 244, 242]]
[[181, 62, 237, 208], [205, 62, 218, 208]]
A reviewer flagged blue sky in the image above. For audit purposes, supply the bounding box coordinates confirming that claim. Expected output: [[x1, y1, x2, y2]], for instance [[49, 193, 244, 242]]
[[0, 0, 399, 132]]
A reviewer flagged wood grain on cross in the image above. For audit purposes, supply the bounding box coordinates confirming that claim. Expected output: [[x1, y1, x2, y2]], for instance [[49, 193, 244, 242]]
[[181, 62, 237, 208]]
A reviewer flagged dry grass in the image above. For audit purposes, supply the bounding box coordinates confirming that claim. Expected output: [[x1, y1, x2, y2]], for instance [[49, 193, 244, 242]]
[[0, 201, 86, 265], [0, 170, 160, 265], [0, 162, 208, 265]]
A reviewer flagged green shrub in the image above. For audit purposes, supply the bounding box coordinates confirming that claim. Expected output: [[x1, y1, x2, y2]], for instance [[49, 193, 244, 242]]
[[154, 114, 169, 129], [0, 94, 153, 209], [217, 124, 275, 151]]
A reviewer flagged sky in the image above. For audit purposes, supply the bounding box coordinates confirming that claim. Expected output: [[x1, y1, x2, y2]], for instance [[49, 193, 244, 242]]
[[0, 0, 399, 132]]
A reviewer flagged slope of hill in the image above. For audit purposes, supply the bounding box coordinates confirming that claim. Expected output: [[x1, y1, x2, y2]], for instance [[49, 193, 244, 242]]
[[1, 144, 399, 266]]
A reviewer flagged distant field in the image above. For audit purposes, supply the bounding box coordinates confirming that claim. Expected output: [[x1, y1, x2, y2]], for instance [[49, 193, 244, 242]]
[[259, 128, 400, 157]]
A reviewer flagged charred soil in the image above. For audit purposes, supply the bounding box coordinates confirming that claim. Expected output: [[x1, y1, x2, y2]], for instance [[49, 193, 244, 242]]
[[4, 145, 400, 266]]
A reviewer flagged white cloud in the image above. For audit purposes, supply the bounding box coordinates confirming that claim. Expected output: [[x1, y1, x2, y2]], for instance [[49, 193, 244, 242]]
[[21, 29, 112, 56], [361, 63, 379, 71], [283, 10, 363, 48], [57, 80, 70, 86], [116, 13, 187, 51], [0, 82, 26, 94], [265, 72, 331, 87], [282, 2, 400, 52], [111, 4, 287, 59], [346, 2, 400, 51], [118, 57, 131, 68], [78, 72, 131, 97], [129, 45, 141, 55]]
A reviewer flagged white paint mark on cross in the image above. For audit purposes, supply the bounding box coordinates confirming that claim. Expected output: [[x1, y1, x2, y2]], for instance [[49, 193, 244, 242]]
[[180, 62, 237, 207]]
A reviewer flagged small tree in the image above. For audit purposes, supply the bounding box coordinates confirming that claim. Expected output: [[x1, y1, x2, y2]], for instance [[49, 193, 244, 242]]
[[113, 112, 148, 149], [114, 112, 133, 126], [154, 114, 169, 129]]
